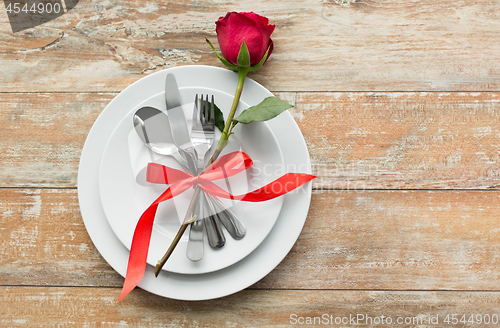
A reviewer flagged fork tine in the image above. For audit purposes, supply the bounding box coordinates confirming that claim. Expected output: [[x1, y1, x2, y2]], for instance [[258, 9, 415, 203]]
[[199, 94, 205, 124], [210, 95, 215, 123], [204, 94, 209, 122]]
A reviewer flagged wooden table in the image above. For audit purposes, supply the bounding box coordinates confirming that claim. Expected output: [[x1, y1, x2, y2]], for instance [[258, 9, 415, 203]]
[[2, 1, 500, 326]]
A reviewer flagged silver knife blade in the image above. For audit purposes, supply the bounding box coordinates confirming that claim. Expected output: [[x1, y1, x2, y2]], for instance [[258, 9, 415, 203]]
[[165, 73, 192, 149], [165, 73, 198, 173]]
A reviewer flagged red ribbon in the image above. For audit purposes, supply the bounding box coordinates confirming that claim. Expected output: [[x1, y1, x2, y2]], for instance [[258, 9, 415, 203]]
[[118, 151, 315, 301]]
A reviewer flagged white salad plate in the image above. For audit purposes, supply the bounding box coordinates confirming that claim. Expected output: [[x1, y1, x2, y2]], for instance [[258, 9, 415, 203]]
[[78, 65, 312, 301], [99, 88, 284, 274]]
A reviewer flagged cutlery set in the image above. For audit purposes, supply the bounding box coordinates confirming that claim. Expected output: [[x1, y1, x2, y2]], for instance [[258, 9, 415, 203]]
[[132, 73, 246, 261]]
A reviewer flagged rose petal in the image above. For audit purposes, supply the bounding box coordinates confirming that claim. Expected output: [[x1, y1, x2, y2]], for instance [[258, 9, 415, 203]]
[[261, 24, 275, 41], [240, 12, 269, 27], [238, 13, 274, 63], [216, 12, 266, 66], [216, 12, 275, 66]]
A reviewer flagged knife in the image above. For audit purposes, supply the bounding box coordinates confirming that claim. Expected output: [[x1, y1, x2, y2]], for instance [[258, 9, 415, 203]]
[[164, 73, 198, 174]]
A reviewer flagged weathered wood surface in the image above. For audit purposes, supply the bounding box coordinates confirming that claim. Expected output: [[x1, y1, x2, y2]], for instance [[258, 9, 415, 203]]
[[2, 0, 500, 325], [1, 92, 499, 189], [295, 92, 500, 190], [0, 92, 107, 187], [2, 188, 500, 291], [1, 0, 500, 92], [2, 287, 500, 327], [0, 189, 120, 287]]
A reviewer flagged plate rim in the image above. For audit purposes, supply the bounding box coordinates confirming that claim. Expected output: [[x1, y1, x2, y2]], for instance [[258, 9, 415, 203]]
[[78, 65, 312, 301]]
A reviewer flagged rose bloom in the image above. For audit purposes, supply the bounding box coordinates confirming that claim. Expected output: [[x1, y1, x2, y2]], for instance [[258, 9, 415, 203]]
[[216, 12, 275, 67]]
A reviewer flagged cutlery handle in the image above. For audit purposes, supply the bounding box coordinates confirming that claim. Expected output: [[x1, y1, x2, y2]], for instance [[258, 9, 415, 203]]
[[202, 194, 226, 248], [186, 220, 204, 261], [179, 148, 198, 175], [171, 151, 190, 172], [204, 215, 226, 248], [215, 208, 246, 240], [208, 195, 246, 240], [186, 188, 205, 261]]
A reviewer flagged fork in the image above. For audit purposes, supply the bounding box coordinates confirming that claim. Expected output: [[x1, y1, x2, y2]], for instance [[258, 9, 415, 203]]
[[187, 94, 248, 260], [193, 94, 226, 248], [187, 95, 225, 260], [196, 95, 246, 237], [191, 94, 216, 173], [193, 95, 246, 238]]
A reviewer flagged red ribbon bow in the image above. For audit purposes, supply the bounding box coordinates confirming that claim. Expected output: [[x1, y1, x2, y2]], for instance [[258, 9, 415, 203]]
[[118, 151, 315, 301]]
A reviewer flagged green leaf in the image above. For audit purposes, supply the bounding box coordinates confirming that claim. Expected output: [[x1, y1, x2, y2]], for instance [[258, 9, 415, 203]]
[[213, 103, 226, 133], [233, 97, 293, 124], [237, 40, 251, 68], [201, 98, 225, 132]]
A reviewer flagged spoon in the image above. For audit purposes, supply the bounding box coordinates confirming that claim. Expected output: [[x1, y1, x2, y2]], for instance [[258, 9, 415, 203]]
[[133, 106, 188, 169]]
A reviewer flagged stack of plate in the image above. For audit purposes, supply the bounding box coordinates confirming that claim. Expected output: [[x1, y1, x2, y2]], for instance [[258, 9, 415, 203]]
[[78, 65, 312, 300]]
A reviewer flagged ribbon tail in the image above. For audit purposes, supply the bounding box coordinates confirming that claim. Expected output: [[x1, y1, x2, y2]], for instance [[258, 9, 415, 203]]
[[118, 204, 158, 302], [240, 173, 316, 202], [200, 173, 316, 202], [118, 182, 189, 302]]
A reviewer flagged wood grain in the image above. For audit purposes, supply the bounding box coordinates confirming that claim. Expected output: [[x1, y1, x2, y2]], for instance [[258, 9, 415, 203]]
[[1, 0, 500, 92], [2, 92, 499, 189], [0, 92, 113, 187], [2, 188, 500, 291], [0, 189, 121, 287], [257, 189, 500, 290], [2, 287, 500, 327], [293, 92, 500, 190], [2, 0, 500, 322]]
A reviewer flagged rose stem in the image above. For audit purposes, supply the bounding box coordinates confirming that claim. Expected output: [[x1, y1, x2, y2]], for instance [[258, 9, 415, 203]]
[[154, 68, 248, 276]]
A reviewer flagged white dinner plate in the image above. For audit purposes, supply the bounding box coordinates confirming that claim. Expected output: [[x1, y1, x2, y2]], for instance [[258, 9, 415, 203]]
[[99, 88, 284, 274], [78, 65, 312, 300]]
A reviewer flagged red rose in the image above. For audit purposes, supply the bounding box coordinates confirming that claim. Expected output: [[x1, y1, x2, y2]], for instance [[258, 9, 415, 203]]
[[210, 12, 275, 71]]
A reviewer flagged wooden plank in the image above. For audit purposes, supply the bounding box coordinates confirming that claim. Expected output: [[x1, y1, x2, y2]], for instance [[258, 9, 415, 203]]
[[1, 287, 500, 327], [256, 189, 500, 290], [2, 189, 500, 291], [2, 92, 500, 189], [293, 92, 500, 190], [0, 92, 113, 187], [1, 0, 500, 92], [0, 189, 122, 287]]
